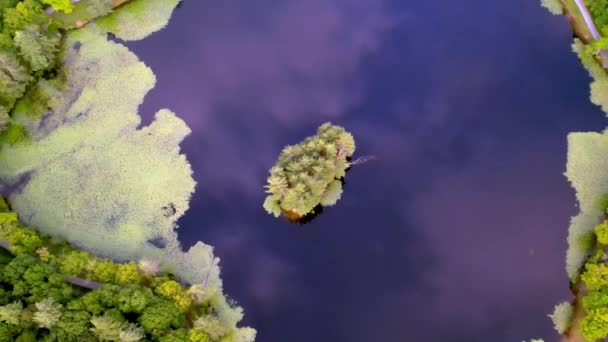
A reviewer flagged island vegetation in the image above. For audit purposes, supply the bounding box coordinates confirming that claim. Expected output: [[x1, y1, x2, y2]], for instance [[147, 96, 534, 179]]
[[263, 123, 357, 221]]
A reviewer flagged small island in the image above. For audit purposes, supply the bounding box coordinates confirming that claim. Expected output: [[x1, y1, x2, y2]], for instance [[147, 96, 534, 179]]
[[262, 123, 357, 222]]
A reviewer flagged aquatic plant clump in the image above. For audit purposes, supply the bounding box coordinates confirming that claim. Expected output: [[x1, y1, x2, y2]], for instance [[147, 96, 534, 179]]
[[263, 122, 355, 221]]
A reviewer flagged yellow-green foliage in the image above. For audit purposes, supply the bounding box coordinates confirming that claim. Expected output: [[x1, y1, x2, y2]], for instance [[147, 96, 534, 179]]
[[548, 301, 573, 334], [96, 0, 181, 41], [115, 262, 142, 286], [583, 287, 608, 310], [155, 280, 192, 312], [596, 220, 608, 244], [7, 227, 43, 255], [188, 329, 212, 342], [582, 263, 608, 290], [581, 307, 608, 341], [564, 130, 608, 280]]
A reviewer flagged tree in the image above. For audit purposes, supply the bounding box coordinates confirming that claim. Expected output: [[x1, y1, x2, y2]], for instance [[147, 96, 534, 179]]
[[0, 322, 15, 342], [2, 0, 46, 34], [188, 329, 212, 342], [159, 328, 188, 342], [115, 285, 153, 314], [53, 310, 93, 340], [0, 255, 73, 304], [583, 287, 608, 310], [33, 297, 63, 329], [0, 50, 29, 111], [15, 330, 36, 342], [88, 259, 118, 283], [115, 262, 142, 286], [14, 28, 50, 72], [138, 299, 184, 338], [0, 302, 22, 325], [119, 323, 145, 342], [596, 220, 608, 244], [587, 0, 608, 28], [23, 263, 74, 304], [8, 227, 44, 255], [58, 251, 91, 277], [155, 280, 191, 312], [581, 263, 608, 290], [580, 307, 608, 341], [90, 312, 126, 341], [13, 26, 61, 73]]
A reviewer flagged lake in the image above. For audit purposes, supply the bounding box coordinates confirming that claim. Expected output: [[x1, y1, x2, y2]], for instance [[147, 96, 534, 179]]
[[123, 0, 606, 340]]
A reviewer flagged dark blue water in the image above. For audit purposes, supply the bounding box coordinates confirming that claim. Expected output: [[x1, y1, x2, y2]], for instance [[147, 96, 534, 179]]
[[125, 0, 607, 341]]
